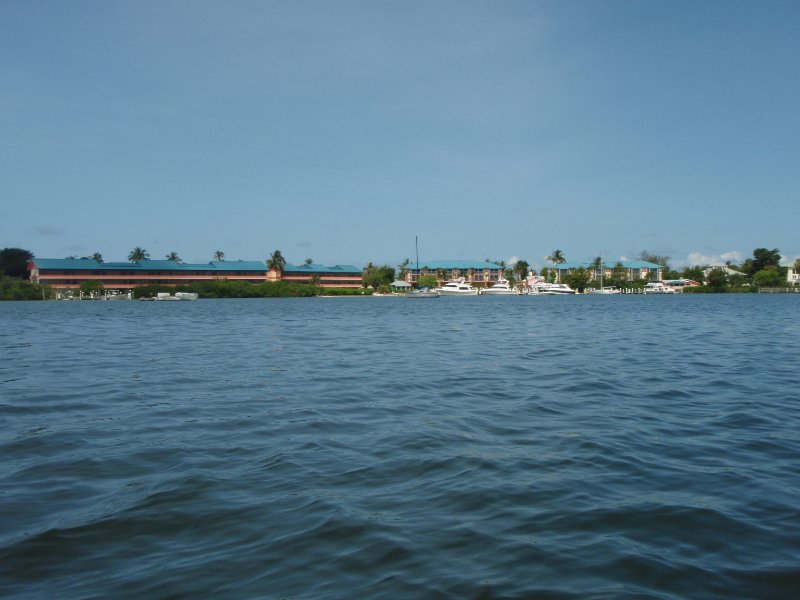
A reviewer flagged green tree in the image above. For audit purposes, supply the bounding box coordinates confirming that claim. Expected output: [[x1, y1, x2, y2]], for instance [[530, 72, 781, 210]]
[[363, 263, 395, 289], [304, 258, 313, 265], [565, 267, 591, 292], [0, 248, 34, 279], [753, 267, 782, 287], [267, 249, 286, 272], [80, 280, 104, 298], [609, 262, 627, 288], [91, 253, 103, 263], [513, 260, 529, 283], [706, 268, 729, 292], [639, 250, 671, 268], [213, 250, 225, 262], [742, 248, 781, 275], [681, 266, 705, 283], [166, 252, 181, 262], [547, 250, 565, 282], [0, 277, 49, 300], [547, 249, 566, 265], [397, 258, 411, 278], [417, 274, 437, 288], [128, 247, 149, 262]]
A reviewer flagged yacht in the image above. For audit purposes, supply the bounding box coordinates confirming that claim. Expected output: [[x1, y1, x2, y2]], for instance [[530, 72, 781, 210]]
[[588, 286, 621, 295], [436, 278, 479, 296], [406, 287, 440, 298], [480, 278, 518, 295], [643, 282, 676, 294], [528, 282, 576, 295]]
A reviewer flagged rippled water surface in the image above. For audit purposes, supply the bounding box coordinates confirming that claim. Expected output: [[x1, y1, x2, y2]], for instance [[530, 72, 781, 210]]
[[1, 295, 799, 598]]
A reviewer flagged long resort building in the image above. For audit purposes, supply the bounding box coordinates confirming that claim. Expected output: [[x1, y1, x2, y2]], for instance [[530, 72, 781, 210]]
[[402, 260, 506, 286], [28, 258, 364, 291], [551, 260, 665, 283]]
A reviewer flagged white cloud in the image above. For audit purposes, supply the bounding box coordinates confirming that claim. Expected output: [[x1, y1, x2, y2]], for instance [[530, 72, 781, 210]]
[[675, 250, 744, 269], [506, 255, 520, 265]]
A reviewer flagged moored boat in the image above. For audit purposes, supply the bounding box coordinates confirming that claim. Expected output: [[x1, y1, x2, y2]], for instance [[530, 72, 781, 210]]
[[588, 286, 621, 295], [480, 278, 519, 295], [436, 278, 479, 296], [406, 287, 440, 298], [643, 282, 676, 294], [528, 282, 576, 295]]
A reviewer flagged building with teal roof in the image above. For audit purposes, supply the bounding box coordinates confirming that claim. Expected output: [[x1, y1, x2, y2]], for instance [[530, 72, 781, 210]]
[[29, 258, 363, 290], [402, 260, 505, 287], [550, 260, 664, 282]]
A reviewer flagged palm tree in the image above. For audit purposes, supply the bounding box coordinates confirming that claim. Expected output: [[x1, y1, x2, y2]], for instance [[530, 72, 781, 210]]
[[267, 249, 286, 272], [213, 250, 225, 262], [398, 258, 410, 275], [589, 256, 602, 283], [92, 252, 104, 263], [128, 247, 149, 262], [166, 251, 181, 263], [304, 258, 313, 265], [513, 260, 529, 284], [547, 249, 565, 282]]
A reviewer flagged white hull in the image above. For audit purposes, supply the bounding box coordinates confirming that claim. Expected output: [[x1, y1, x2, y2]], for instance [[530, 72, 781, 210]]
[[643, 283, 676, 294], [406, 290, 440, 298], [528, 283, 575, 295], [480, 279, 518, 295], [436, 278, 479, 296]]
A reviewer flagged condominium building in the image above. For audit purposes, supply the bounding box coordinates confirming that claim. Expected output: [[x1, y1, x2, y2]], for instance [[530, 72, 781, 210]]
[[402, 260, 505, 286], [28, 258, 363, 290]]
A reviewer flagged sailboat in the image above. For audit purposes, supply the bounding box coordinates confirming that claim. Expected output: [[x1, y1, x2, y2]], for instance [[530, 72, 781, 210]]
[[406, 237, 440, 298], [589, 258, 621, 294]]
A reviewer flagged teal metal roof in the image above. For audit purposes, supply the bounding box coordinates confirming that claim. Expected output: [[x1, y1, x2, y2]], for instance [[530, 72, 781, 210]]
[[283, 263, 361, 274], [407, 260, 502, 271], [32, 258, 112, 270], [553, 260, 662, 270], [209, 260, 268, 271], [31, 258, 360, 274]]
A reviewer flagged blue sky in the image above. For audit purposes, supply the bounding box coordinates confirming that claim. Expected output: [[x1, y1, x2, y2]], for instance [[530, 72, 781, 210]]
[[2, 0, 798, 270]]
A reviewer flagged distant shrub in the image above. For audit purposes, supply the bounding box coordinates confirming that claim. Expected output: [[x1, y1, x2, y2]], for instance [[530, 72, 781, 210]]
[[320, 287, 373, 296], [133, 280, 320, 299], [0, 277, 50, 300]]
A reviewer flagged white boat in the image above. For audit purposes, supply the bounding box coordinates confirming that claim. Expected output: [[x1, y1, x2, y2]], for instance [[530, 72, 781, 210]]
[[406, 287, 440, 298], [643, 282, 676, 294], [436, 277, 479, 296], [589, 286, 621, 295], [480, 278, 518, 295], [528, 282, 576, 295], [406, 236, 440, 297], [585, 258, 621, 294], [140, 292, 199, 301]]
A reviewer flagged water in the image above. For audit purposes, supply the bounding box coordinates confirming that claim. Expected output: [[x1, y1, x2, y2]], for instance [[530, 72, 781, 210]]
[[1, 295, 799, 598]]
